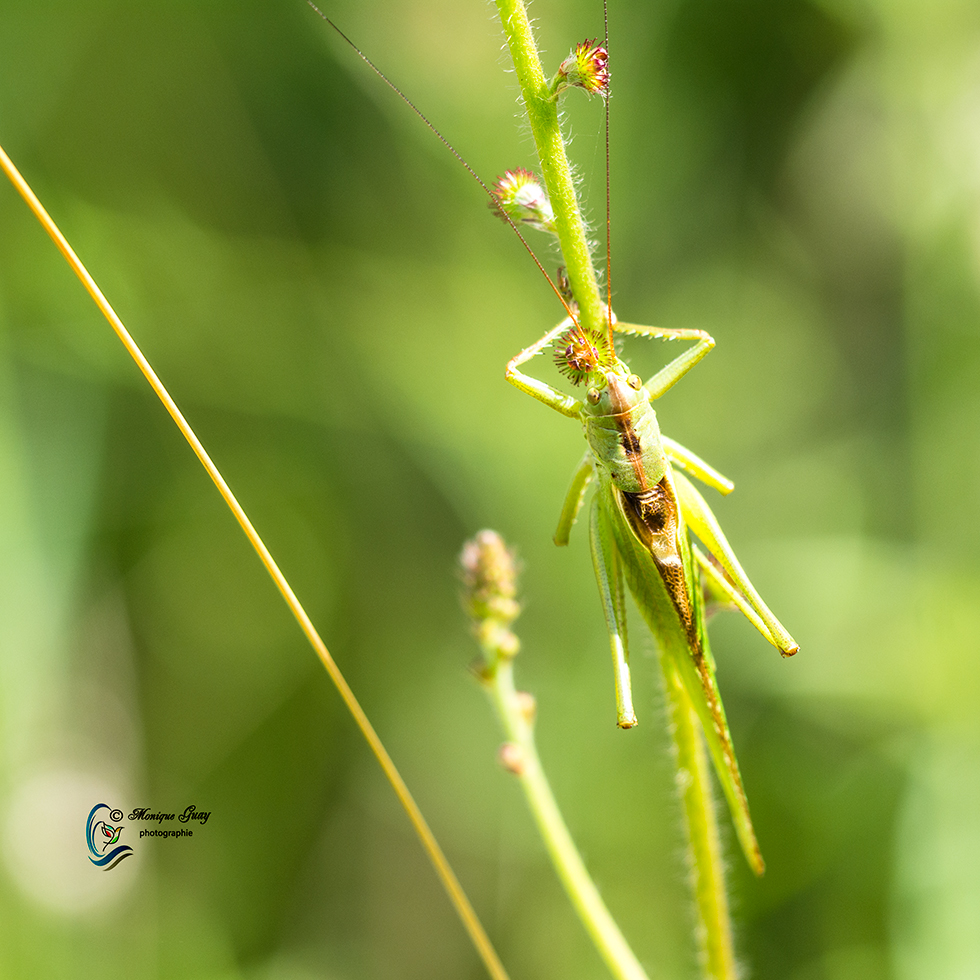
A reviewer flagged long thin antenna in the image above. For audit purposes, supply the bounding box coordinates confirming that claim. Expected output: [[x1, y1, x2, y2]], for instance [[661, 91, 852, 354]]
[[306, 1, 580, 327], [603, 0, 614, 353]]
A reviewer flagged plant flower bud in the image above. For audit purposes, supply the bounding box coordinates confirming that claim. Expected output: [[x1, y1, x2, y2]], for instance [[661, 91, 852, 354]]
[[461, 530, 522, 668], [552, 39, 609, 98], [461, 530, 520, 628], [489, 169, 557, 235]]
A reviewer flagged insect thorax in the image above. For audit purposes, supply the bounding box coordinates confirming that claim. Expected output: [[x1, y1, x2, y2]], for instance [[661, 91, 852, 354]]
[[585, 381, 667, 495]]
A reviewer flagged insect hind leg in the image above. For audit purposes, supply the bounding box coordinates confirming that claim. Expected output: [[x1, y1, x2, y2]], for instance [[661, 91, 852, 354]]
[[673, 469, 800, 657], [589, 496, 638, 728]]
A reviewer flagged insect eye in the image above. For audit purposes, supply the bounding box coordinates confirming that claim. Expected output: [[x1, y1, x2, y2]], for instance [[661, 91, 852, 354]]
[[628, 374, 643, 390], [587, 387, 600, 405]]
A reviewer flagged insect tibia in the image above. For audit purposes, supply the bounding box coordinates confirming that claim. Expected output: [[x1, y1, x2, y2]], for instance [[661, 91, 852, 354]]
[[698, 549, 742, 620]]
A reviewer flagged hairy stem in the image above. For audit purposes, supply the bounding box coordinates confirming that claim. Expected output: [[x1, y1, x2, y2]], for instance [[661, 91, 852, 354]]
[[482, 655, 650, 980], [494, 0, 607, 345], [493, 4, 741, 975], [665, 663, 739, 979], [463, 530, 647, 980]]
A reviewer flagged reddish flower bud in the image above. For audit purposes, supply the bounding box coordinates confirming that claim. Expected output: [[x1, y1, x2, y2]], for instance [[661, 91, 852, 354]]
[[553, 39, 609, 98], [498, 742, 527, 775]]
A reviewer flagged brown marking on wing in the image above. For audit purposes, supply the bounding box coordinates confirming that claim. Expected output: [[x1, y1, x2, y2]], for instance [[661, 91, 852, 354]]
[[621, 479, 699, 653]]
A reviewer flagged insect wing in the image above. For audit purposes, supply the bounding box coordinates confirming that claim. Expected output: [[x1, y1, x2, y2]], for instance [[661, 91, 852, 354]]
[[602, 471, 764, 875]]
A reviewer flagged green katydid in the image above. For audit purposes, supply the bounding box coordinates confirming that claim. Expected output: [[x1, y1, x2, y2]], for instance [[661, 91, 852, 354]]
[[505, 310, 798, 875]]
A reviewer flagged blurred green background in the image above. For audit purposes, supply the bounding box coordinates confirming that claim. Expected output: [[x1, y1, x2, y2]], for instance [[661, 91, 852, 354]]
[[1, 0, 979, 977]]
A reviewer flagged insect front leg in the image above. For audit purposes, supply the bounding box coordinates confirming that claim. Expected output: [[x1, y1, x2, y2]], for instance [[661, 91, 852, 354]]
[[589, 496, 638, 729], [554, 452, 594, 546], [672, 470, 800, 657], [612, 322, 715, 400], [506, 316, 584, 418]]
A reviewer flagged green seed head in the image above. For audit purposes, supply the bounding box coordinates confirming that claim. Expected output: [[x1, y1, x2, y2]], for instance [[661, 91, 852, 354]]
[[460, 531, 521, 669]]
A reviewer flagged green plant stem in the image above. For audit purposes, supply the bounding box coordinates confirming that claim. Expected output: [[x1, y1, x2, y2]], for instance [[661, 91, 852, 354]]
[[483, 658, 650, 980], [494, 0, 607, 344], [664, 663, 738, 980], [493, 5, 741, 975]]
